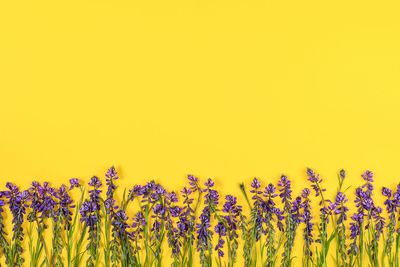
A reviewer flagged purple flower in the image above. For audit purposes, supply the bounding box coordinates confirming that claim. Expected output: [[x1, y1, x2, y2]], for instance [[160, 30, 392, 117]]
[[361, 170, 374, 193], [306, 168, 326, 200], [55, 184, 75, 230], [4, 183, 29, 265], [129, 185, 142, 201], [339, 169, 346, 180], [188, 175, 201, 192], [69, 178, 80, 190], [348, 212, 364, 256], [278, 175, 292, 207], [131, 211, 145, 254], [88, 176, 102, 209], [105, 166, 118, 213], [214, 222, 226, 257], [197, 178, 218, 265], [334, 192, 349, 224], [301, 188, 314, 258]]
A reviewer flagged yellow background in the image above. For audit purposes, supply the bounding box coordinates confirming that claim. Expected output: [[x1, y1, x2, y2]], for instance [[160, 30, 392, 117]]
[[1, 0, 400, 265]]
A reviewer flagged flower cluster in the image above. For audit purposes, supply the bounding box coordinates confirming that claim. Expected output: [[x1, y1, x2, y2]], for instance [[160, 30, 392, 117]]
[[0, 167, 399, 267]]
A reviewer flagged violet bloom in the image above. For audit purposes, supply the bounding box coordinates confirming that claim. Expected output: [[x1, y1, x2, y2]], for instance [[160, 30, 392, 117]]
[[80, 199, 100, 266], [188, 175, 201, 192], [348, 212, 364, 256], [105, 166, 118, 213], [179, 187, 195, 241], [339, 169, 346, 180], [335, 191, 349, 264], [222, 195, 242, 262], [129, 185, 142, 201], [4, 183, 29, 266], [249, 177, 264, 241], [281, 195, 302, 266], [27, 181, 43, 224], [165, 191, 181, 259], [301, 188, 314, 258], [334, 192, 349, 224], [69, 178, 80, 190], [111, 209, 132, 264], [55, 184, 75, 230], [361, 170, 374, 194], [0, 197, 6, 255], [278, 175, 292, 208], [263, 183, 283, 231], [88, 176, 102, 209], [196, 178, 218, 265], [383, 186, 400, 255], [214, 222, 226, 257], [306, 168, 326, 203]]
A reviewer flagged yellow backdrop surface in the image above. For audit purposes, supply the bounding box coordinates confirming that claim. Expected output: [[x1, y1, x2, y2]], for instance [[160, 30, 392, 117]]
[[1, 0, 400, 265]]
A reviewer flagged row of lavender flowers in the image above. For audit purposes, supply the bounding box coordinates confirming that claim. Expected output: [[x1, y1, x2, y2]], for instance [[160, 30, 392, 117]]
[[0, 167, 399, 267]]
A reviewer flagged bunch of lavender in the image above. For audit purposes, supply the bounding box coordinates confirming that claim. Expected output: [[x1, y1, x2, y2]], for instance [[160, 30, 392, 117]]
[[301, 188, 314, 267], [196, 178, 219, 267]]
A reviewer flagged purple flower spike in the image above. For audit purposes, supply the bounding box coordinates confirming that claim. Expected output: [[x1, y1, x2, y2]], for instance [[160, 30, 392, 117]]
[[339, 169, 346, 180], [278, 175, 292, 204], [69, 178, 80, 190]]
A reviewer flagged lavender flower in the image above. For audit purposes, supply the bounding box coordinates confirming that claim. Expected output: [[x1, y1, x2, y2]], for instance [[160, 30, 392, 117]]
[[4, 183, 29, 266], [69, 178, 80, 190], [0, 195, 6, 259], [214, 222, 226, 259], [197, 178, 218, 266], [105, 166, 118, 213], [383, 186, 399, 258], [82, 176, 102, 267], [221, 195, 242, 265], [361, 170, 374, 194], [301, 188, 314, 264], [335, 191, 349, 265]]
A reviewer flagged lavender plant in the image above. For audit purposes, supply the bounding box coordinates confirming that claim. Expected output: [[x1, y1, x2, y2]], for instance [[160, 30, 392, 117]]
[[0, 166, 399, 267]]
